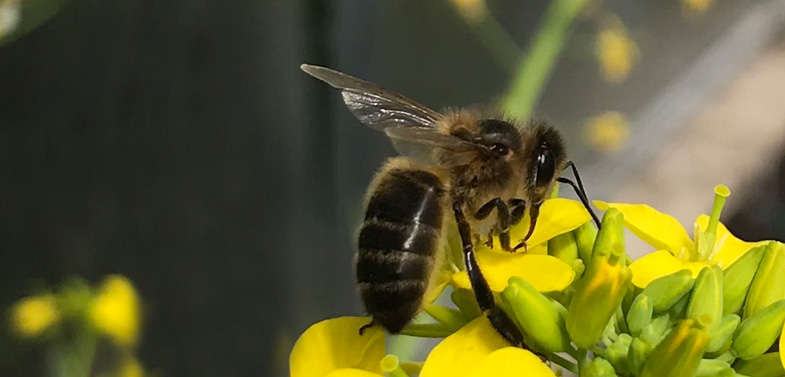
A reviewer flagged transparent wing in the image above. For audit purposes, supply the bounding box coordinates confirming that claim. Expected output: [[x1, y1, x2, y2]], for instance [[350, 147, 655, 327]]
[[301, 64, 442, 130], [384, 127, 485, 167]]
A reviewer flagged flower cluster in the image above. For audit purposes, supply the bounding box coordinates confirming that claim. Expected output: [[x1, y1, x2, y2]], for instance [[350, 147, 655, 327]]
[[290, 185, 785, 377], [9, 274, 145, 377]]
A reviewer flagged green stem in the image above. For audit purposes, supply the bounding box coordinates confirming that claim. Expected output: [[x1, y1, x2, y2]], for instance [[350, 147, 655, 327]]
[[502, 0, 591, 119], [382, 355, 410, 377], [704, 184, 730, 252], [424, 304, 468, 329], [471, 15, 522, 73], [547, 352, 579, 374], [399, 323, 456, 338]]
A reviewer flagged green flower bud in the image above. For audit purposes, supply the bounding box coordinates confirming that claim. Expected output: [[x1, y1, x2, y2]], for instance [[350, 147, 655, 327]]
[[642, 269, 694, 313], [732, 299, 785, 360], [639, 319, 709, 377], [687, 265, 723, 329], [582, 356, 618, 377], [669, 291, 690, 320], [627, 294, 653, 337], [627, 337, 652, 375], [706, 314, 739, 354], [640, 314, 670, 346], [451, 288, 481, 319], [744, 242, 785, 319], [723, 245, 765, 315], [574, 222, 598, 267], [549, 231, 579, 265], [733, 352, 785, 377], [501, 276, 571, 352], [567, 209, 632, 349], [606, 334, 632, 374], [695, 359, 734, 377]]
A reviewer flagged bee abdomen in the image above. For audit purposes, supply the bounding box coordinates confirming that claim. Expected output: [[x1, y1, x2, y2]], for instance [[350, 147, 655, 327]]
[[356, 169, 445, 333]]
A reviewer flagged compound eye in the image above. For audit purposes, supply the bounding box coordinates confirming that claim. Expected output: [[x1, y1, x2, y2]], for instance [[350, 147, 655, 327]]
[[491, 143, 509, 158], [535, 145, 555, 187]]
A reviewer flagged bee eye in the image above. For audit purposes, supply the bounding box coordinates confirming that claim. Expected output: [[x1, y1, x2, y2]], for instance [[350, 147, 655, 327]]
[[491, 143, 509, 157], [535, 145, 555, 187]]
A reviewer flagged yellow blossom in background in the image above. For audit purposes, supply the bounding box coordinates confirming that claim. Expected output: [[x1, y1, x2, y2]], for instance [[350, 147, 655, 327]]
[[584, 111, 630, 153], [10, 293, 60, 338], [596, 16, 639, 84], [116, 356, 145, 377], [682, 0, 714, 16], [448, 0, 489, 24], [0, 0, 20, 39], [89, 275, 141, 348]]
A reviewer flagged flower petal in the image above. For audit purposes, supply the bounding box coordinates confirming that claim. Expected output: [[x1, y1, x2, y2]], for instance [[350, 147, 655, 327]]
[[780, 325, 785, 371], [630, 249, 709, 288], [326, 369, 383, 377], [465, 347, 556, 377], [508, 199, 591, 249], [695, 215, 768, 269], [420, 317, 509, 377], [290, 317, 385, 377], [595, 201, 692, 255], [452, 252, 574, 293]]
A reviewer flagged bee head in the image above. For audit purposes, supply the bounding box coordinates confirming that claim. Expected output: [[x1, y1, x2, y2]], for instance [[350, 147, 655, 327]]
[[525, 122, 566, 206]]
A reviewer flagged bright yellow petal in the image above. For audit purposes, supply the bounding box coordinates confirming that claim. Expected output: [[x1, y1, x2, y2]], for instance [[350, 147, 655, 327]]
[[420, 317, 509, 377], [326, 369, 383, 377], [508, 199, 591, 249], [452, 252, 574, 293], [465, 347, 556, 377], [630, 249, 709, 288], [89, 275, 141, 348], [780, 325, 785, 370], [695, 215, 768, 269], [290, 317, 385, 377], [595, 201, 693, 255], [10, 294, 60, 338]]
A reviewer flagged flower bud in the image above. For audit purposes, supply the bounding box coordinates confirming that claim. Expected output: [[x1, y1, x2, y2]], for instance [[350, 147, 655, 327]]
[[639, 319, 709, 377], [627, 337, 651, 375], [687, 265, 723, 329], [733, 352, 785, 377], [640, 314, 670, 346], [723, 245, 765, 316], [501, 276, 571, 352], [606, 334, 632, 374], [574, 222, 598, 267], [627, 294, 653, 337], [549, 231, 579, 265], [695, 359, 733, 377], [705, 314, 739, 354], [732, 299, 785, 360], [567, 209, 632, 348], [642, 269, 694, 313], [744, 242, 785, 319], [582, 356, 618, 377]]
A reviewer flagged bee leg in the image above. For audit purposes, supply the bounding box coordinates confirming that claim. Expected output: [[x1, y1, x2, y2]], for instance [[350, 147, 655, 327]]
[[474, 198, 513, 251], [358, 319, 376, 335], [513, 203, 541, 251], [484, 232, 494, 248], [453, 202, 524, 347], [560, 161, 601, 228], [508, 199, 526, 226]]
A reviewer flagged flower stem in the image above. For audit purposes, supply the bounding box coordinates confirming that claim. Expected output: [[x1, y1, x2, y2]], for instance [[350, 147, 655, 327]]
[[705, 184, 730, 252], [547, 352, 579, 374], [424, 304, 467, 329], [399, 323, 456, 338], [502, 0, 591, 119], [382, 355, 410, 377]]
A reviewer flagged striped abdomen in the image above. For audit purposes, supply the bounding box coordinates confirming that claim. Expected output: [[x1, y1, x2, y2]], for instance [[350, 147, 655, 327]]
[[356, 168, 445, 333]]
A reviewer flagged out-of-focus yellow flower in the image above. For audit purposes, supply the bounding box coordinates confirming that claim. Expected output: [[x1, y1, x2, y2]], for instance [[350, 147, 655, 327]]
[[117, 356, 145, 377], [420, 317, 555, 377], [451, 198, 590, 293], [596, 16, 639, 84], [89, 275, 141, 348], [10, 293, 60, 338], [0, 0, 20, 39], [682, 0, 714, 16], [290, 317, 386, 377], [448, 0, 489, 24], [584, 111, 630, 153], [596, 185, 766, 288]]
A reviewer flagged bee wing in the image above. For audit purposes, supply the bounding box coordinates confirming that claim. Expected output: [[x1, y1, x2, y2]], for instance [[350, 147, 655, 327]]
[[301, 64, 442, 130], [384, 127, 486, 167]]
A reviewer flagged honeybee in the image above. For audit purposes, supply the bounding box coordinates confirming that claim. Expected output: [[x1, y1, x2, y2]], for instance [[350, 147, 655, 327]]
[[301, 64, 600, 346]]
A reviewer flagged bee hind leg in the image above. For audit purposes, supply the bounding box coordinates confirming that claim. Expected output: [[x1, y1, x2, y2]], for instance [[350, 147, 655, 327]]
[[358, 319, 377, 335], [454, 201, 524, 347]]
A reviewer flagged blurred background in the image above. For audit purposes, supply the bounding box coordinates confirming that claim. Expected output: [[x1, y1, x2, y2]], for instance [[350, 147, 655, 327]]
[[1, 0, 785, 376]]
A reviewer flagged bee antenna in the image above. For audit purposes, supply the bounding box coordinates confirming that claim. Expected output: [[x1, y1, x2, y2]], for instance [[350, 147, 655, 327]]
[[558, 161, 601, 228]]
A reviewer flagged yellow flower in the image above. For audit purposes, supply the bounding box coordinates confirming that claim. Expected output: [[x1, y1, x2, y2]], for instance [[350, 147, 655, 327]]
[[420, 317, 556, 377], [682, 0, 714, 15], [596, 16, 639, 84], [290, 317, 386, 377], [448, 0, 489, 24], [584, 111, 630, 153], [596, 185, 766, 288], [89, 275, 141, 348], [451, 198, 590, 293], [10, 293, 60, 338]]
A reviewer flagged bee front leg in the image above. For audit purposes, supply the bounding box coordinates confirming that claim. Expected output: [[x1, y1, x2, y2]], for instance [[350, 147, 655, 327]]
[[454, 201, 524, 347], [474, 198, 514, 252], [508, 199, 526, 226]]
